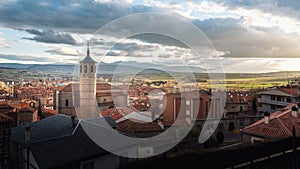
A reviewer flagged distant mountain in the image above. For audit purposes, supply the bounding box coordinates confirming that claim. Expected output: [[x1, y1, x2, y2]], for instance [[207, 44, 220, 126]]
[[0, 62, 207, 75], [2, 62, 298, 76]]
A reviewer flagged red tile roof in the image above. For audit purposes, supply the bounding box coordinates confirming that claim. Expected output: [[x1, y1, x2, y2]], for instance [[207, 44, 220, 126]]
[[96, 83, 112, 90], [226, 92, 249, 103], [116, 119, 164, 133], [101, 108, 123, 121], [18, 106, 36, 113], [243, 104, 300, 138], [56, 83, 73, 92], [278, 87, 299, 97], [56, 83, 123, 94], [42, 108, 59, 117]]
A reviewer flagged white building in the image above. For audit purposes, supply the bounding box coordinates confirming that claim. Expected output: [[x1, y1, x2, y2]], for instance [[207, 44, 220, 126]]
[[257, 87, 299, 113]]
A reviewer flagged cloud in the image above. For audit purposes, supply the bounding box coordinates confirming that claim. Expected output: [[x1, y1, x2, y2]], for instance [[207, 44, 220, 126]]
[[0, 37, 10, 48], [192, 17, 300, 58], [1, 0, 300, 69], [20, 29, 77, 45], [0, 0, 152, 33], [45, 46, 79, 56], [0, 53, 56, 62]]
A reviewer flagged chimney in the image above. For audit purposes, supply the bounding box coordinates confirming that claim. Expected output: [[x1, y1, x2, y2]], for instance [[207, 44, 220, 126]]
[[71, 116, 77, 127], [292, 106, 298, 118], [264, 111, 270, 124]]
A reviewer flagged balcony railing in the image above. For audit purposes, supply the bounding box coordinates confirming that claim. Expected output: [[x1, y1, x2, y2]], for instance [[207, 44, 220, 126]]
[[257, 98, 292, 107]]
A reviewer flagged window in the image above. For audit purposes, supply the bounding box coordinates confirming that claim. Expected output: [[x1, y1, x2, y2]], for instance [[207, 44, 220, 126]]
[[91, 65, 94, 72], [65, 99, 69, 107], [81, 161, 94, 169], [186, 110, 190, 115], [84, 65, 87, 73], [287, 98, 292, 103], [186, 99, 190, 106], [271, 105, 276, 110], [80, 66, 82, 73], [240, 119, 244, 127], [271, 95, 276, 100], [277, 96, 283, 101]]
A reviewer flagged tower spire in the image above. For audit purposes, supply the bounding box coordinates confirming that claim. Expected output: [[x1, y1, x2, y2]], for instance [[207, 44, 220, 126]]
[[87, 41, 90, 56]]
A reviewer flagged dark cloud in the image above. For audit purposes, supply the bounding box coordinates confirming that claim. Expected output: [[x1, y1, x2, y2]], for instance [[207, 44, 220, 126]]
[[104, 41, 158, 57], [106, 50, 121, 56], [20, 29, 77, 45], [130, 34, 188, 48], [1, 0, 300, 59], [0, 53, 55, 62], [193, 17, 300, 58], [0, 0, 153, 33]]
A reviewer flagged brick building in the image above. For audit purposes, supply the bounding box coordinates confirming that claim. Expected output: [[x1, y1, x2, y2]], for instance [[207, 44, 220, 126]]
[[162, 90, 221, 127]]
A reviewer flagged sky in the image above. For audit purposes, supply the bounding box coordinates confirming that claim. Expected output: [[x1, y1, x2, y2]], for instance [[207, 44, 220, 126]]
[[0, 0, 300, 73]]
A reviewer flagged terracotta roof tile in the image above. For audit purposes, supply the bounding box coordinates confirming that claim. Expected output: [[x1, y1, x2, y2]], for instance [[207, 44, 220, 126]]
[[19, 106, 36, 113], [56, 83, 73, 92], [42, 108, 59, 117], [101, 108, 123, 121], [116, 119, 164, 133], [243, 104, 300, 138]]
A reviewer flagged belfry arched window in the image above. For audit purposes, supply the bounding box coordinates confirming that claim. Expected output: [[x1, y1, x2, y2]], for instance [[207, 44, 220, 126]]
[[80, 66, 82, 73], [91, 65, 94, 73], [84, 65, 87, 73]]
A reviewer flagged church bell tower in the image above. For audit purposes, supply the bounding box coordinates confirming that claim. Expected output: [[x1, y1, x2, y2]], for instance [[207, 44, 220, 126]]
[[79, 42, 98, 118]]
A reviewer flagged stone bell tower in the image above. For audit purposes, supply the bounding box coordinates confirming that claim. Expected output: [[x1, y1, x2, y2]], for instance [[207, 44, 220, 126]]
[[79, 42, 98, 118]]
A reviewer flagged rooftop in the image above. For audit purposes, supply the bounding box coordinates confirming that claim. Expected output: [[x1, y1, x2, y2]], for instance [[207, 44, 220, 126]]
[[259, 89, 295, 97], [11, 114, 118, 169], [242, 104, 300, 139]]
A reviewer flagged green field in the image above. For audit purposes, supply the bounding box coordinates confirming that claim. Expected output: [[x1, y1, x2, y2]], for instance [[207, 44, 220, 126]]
[[132, 71, 300, 91]]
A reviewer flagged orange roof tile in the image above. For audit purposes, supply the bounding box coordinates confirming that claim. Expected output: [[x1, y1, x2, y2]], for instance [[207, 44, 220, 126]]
[[116, 119, 164, 133], [42, 108, 58, 115], [278, 87, 299, 97], [243, 104, 300, 138], [101, 108, 123, 121], [19, 106, 36, 113]]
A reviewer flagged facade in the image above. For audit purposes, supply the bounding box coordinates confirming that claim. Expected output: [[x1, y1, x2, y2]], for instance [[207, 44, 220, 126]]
[[257, 87, 299, 113], [162, 90, 223, 127], [53, 83, 127, 117], [225, 92, 249, 118]]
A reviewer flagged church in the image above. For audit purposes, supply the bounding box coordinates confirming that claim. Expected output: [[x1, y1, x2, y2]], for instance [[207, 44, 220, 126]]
[[53, 44, 128, 118]]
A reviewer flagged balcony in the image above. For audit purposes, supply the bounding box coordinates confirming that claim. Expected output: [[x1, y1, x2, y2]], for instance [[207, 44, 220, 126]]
[[257, 98, 291, 107]]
